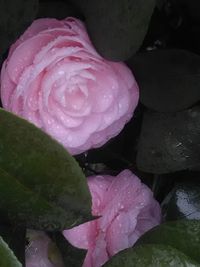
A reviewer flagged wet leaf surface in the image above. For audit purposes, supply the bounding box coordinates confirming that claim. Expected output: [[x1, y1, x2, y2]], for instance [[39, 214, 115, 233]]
[[162, 183, 200, 221], [0, 236, 22, 267], [137, 106, 200, 174], [103, 244, 199, 267], [0, 109, 92, 230], [136, 220, 200, 264]]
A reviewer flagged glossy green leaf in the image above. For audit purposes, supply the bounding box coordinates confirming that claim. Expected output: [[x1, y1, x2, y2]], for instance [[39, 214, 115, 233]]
[[136, 220, 200, 263], [0, 168, 78, 230], [103, 244, 199, 267], [162, 183, 200, 221], [0, 109, 92, 230], [0, 236, 22, 267]]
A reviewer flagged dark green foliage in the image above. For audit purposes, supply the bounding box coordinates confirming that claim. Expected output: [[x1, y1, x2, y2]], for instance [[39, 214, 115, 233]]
[[104, 220, 200, 266], [103, 244, 199, 267], [37, 1, 81, 19], [72, 0, 155, 60], [136, 220, 200, 264], [0, 109, 92, 230], [0, 0, 38, 55], [128, 49, 200, 112], [137, 106, 200, 174]]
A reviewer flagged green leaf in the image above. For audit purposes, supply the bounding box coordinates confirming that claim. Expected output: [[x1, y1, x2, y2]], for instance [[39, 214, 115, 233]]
[[103, 244, 199, 267], [0, 236, 22, 267], [0, 168, 79, 230], [0, 224, 26, 265], [0, 109, 92, 230], [162, 183, 200, 221], [136, 220, 200, 264]]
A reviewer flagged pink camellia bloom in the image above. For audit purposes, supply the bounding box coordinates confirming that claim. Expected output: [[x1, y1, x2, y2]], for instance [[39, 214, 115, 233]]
[[0, 17, 139, 155], [63, 170, 161, 267], [26, 230, 64, 267]]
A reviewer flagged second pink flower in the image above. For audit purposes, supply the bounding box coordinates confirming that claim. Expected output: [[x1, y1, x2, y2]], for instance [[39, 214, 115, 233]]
[[63, 170, 161, 267]]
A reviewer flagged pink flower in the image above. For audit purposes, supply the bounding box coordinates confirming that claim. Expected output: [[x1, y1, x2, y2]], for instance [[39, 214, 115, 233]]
[[63, 170, 161, 267], [25, 230, 64, 267], [0, 17, 139, 155]]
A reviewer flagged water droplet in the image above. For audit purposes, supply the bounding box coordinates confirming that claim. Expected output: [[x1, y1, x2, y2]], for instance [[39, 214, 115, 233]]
[[96, 199, 100, 207], [58, 70, 65, 75]]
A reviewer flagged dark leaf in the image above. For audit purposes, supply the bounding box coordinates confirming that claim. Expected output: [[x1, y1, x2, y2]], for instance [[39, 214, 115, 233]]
[[0, 0, 38, 55], [128, 49, 200, 112], [0, 109, 92, 230], [151, 174, 174, 202], [0, 167, 77, 231], [37, 1, 82, 20], [137, 106, 200, 174], [136, 220, 200, 263], [103, 244, 199, 267], [162, 183, 200, 221], [72, 0, 155, 60]]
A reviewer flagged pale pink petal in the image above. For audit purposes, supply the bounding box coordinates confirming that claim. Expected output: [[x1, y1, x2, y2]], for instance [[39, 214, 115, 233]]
[[17, 18, 65, 45], [106, 210, 139, 256], [90, 232, 109, 267], [0, 62, 16, 109], [87, 175, 113, 215], [7, 34, 53, 83], [63, 220, 97, 250]]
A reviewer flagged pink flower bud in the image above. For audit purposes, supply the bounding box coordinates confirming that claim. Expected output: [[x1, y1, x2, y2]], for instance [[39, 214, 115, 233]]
[[25, 230, 64, 267], [63, 170, 161, 267], [0, 17, 139, 155]]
